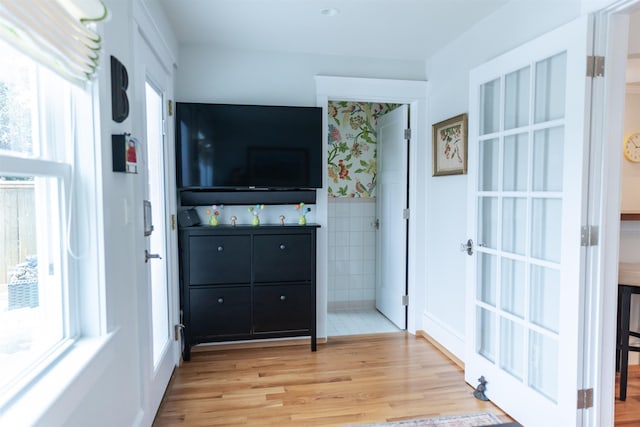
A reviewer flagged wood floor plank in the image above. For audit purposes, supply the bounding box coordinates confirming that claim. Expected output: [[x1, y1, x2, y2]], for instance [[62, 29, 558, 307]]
[[154, 333, 511, 426], [616, 364, 640, 425], [154, 333, 640, 426]]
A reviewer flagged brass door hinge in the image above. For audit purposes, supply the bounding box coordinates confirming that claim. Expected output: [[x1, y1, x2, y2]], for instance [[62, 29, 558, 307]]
[[586, 56, 604, 78], [174, 323, 185, 341], [577, 388, 593, 409], [580, 225, 598, 247]]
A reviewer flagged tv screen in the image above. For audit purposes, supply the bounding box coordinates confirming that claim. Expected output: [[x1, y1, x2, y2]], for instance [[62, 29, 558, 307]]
[[176, 102, 323, 190]]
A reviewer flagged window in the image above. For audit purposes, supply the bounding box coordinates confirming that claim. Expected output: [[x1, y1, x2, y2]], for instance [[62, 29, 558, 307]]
[[0, 37, 85, 407]]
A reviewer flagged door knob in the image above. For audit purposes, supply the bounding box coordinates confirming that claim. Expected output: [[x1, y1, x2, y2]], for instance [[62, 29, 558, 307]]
[[460, 239, 474, 256], [145, 249, 162, 263]]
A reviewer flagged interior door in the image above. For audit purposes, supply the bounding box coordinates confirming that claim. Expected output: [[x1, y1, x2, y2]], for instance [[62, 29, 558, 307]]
[[376, 104, 409, 329], [145, 79, 173, 365], [136, 32, 179, 425], [465, 17, 592, 426]]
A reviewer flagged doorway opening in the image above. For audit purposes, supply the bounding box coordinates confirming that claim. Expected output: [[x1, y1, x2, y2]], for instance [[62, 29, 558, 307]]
[[325, 100, 407, 336], [615, 4, 640, 420], [315, 75, 427, 340]]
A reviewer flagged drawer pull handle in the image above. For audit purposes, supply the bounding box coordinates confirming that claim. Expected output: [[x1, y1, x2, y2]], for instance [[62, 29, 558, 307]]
[[217, 297, 224, 304], [280, 295, 286, 301], [279, 244, 286, 250], [217, 246, 224, 252]]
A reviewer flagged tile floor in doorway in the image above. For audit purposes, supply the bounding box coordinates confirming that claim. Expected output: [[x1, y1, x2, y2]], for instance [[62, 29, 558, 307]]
[[327, 309, 401, 336]]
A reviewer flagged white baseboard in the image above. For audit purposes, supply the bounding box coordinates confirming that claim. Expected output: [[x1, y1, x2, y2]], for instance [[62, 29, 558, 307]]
[[421, 311, 465, 364]]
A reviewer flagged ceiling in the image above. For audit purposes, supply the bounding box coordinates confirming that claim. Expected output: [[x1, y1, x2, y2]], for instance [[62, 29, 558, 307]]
[[157, 0, 510, 61]]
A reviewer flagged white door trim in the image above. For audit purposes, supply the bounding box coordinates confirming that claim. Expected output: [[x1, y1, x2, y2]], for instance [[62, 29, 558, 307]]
[[133, 0, 180, 370], [315, 76, 428, 337], [592, 1, 638, 426], [132, 8, 180, 426], [133, 0, 177, 73]]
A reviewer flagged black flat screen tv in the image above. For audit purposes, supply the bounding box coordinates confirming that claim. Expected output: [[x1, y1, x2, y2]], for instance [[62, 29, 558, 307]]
[[176, 102, 323, 190]]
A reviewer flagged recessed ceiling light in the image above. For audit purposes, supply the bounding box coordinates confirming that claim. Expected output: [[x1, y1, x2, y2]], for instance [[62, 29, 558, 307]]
[[320, 8, 340, 17]]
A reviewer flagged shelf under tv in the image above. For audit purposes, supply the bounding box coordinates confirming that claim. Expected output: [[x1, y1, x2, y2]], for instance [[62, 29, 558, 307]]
[[179, 188, 317, 206]]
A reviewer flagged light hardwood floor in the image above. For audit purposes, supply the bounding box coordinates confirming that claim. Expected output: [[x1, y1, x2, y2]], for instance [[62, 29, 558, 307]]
[[616, 364, 640, 425], [153, 333, 512, 426]]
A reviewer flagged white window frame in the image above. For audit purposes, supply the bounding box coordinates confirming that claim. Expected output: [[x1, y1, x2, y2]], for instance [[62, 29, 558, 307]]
[[0, 57, 76, 404], [0, 42, 108, 425]]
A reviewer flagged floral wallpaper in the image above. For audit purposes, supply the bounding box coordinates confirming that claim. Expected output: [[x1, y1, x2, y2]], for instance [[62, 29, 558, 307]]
[[327, 101, 400, 198]]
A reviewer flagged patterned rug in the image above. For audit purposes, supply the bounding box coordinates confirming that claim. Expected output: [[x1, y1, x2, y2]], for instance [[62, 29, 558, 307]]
[[350, 412, 503, 427]]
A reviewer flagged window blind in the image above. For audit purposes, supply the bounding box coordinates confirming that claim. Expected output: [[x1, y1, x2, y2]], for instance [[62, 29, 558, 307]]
[[0, 0, 108, 85]]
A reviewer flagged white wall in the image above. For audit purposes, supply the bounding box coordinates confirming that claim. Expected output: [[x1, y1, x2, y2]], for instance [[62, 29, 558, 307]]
[[621, 10, 640, 216], [176, 46, 426, 105], [620, 92, 640, 212], [422, 0, 582, 359], [630, 9, 640, 55]]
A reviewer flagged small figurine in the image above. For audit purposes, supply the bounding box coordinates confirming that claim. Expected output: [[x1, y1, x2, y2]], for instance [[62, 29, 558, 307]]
[[230, 215, 237, 227], [248, 204, 264, 226], [279, 215, 285, 226], [473, 376, 489, 401], [208, 204, 223, 226], [295, 202, 311, 226]]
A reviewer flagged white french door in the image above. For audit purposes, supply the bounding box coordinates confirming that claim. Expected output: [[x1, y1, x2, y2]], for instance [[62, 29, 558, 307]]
[[465, 16, 592, 426], [375, 104, 409, 329]]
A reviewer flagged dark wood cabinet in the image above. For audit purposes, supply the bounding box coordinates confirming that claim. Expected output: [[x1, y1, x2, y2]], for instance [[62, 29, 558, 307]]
[[253, 234, 312, 282], [253, 284, 311, 333], [189, 286, 252, 338], [188, 235, 251, 284], [179, 225, 317, 360]]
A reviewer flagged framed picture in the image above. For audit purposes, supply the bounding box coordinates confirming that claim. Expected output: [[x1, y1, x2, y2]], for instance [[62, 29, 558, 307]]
[[432, 113, 468, 176]]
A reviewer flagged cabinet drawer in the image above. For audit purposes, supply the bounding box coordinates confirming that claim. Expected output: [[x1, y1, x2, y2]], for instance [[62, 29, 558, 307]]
[[253, 234, 311, 282], [189, 287, 251, 338], [189, 235, 251, 284], [253, 284, 310, 333]]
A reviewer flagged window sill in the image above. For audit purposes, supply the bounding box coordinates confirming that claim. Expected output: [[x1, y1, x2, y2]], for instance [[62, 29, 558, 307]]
[[1, 330, 118, 426]]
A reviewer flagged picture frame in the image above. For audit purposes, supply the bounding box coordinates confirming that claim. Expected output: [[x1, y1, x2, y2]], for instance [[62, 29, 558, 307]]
[[432, 113, 468, 176]]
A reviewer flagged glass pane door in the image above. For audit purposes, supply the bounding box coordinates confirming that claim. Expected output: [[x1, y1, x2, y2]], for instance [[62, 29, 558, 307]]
[[466, 18, 591, 426], [475, 52, 566, 404]]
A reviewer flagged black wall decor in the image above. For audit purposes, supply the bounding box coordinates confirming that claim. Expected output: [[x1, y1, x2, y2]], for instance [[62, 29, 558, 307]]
[[110, 56, 129, 123], [111, 134, 127, 172]]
